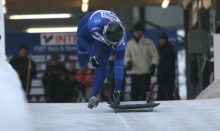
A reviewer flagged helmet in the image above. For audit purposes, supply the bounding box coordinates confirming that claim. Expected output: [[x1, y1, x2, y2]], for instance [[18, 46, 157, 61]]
[[103, 21, 124, 48]]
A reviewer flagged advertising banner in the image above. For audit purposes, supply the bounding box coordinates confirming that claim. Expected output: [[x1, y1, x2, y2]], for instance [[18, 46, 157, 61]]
[[6, 29, 178, 102]]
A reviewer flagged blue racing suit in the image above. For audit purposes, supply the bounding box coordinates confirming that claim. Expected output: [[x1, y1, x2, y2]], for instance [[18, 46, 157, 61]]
[[77, 10, 126, 97]]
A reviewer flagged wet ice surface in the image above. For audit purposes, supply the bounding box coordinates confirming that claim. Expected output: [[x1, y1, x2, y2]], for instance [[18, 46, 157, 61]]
[[29, 99, 220, 131]]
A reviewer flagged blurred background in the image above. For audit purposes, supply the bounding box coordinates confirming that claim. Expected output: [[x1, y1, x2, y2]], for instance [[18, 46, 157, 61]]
[[2, 0, 219, 102]]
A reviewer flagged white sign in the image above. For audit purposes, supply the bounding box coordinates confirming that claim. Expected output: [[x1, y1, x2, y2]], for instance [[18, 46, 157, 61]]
[[32, 55, 46, 62], [36, 63, 46, 71], [40, 33, 77, 45], [67, 55, 77, 61], [36, 72, 43, 78], [31, 80, 42, 87], [0, 1, 5, 59]]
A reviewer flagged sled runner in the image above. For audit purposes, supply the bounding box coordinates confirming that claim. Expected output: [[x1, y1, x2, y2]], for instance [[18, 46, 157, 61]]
[[108, 92, 160, 113]]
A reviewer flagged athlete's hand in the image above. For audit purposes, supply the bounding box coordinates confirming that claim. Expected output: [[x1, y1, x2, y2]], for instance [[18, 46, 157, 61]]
[[91, 56, 99, 67], [91, 54, 102, 68]]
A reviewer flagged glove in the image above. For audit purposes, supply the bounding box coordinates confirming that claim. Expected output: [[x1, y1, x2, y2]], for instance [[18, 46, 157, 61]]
[[91, 55, 102, 68], [149, 64, 156, 76], [127, 61, 132, 70], [91, 56, 99, 67]]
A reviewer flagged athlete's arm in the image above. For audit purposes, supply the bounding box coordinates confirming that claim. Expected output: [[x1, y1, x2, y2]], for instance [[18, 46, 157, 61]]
[[77, 24, 97, 57]]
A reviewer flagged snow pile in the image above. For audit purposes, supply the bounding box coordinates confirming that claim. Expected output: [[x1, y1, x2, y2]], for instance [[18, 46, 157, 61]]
[[0, 57, 35, 131], [196, 79, 220, 99]]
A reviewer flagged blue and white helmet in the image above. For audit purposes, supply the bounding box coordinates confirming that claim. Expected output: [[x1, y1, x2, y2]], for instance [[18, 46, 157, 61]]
[[103, 21, 124, 48]]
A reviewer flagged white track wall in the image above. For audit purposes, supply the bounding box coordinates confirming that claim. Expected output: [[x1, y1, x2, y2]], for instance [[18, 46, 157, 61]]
[[0, 0, 5, 59], [214, 35, 220, 81]]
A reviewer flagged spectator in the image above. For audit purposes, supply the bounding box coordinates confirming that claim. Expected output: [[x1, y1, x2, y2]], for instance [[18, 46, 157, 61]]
[[68, 62, 77, 76], [157, 33, 175, 100], [9, 44, 37, 99], [125, 23, 159, 101], [46, 69, 79, 103], [74, 66, 94, 101], [42, 53, 69, 100]]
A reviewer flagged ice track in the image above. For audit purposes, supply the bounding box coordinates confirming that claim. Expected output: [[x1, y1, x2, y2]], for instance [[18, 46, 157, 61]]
[[29, 99, 220, 131]]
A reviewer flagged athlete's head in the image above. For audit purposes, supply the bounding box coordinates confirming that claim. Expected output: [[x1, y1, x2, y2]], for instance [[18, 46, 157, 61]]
[[103, 21, 124, 48]]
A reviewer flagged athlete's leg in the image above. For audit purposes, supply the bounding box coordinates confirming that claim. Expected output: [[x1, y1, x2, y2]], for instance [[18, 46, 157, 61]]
[[77, 43, 90, 67], [76, 12, 93, 67], [90, 42, 113, 97]]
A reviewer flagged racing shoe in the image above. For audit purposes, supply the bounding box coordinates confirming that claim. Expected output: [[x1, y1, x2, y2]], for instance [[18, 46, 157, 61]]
[[87, 96, 99, 109], [113, 91, 122, 105]]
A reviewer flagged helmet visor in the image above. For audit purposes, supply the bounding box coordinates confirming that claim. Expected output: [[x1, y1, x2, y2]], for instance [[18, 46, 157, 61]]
[[104, 25, 124, 48]]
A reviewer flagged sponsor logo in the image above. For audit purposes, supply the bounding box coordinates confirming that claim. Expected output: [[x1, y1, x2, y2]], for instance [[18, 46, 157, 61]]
[[67, 55, 77, 61], [92, 27, 100, 31], [29, 88, 44, 96], [78, 51, 88, 54], [40, 33, 77, 45], [94, 18, 101, 24], [98, 37, 104, 41], [36, 72, 43, 78], [43, 35, 54, 43], [32, 55, 46, 62], [41, 34, 55, 44], [101, 13, 117, 21], [36, 63, 46, 71], [92, 32, 105, 43]]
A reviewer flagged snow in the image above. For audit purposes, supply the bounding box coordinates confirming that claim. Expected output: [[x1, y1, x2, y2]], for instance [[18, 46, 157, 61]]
[[30, 99, 220, 131], [0, 57, 36, 131], [196, 79, 220, 99]]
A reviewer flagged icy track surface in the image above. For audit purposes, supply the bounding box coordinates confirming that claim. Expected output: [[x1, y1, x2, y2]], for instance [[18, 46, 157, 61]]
[[30, 99, 220, 131]]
